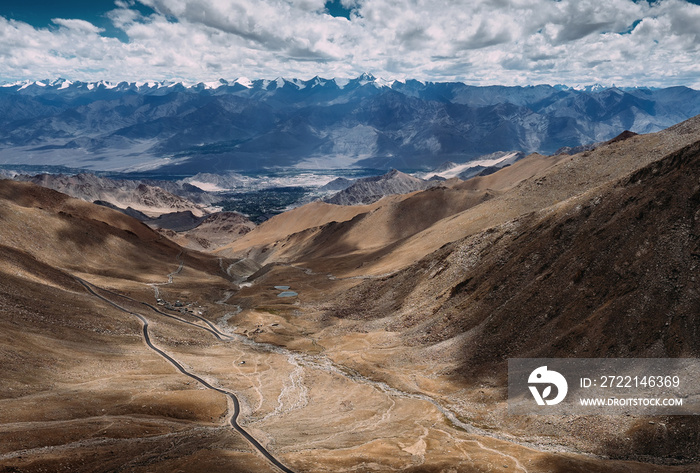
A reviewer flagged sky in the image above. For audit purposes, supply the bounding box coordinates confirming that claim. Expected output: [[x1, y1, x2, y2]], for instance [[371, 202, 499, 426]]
[[0, 0, 699, 87]]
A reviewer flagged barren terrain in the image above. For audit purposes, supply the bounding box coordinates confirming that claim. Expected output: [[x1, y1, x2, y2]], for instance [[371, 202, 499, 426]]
[[2, 116, 700, 472]]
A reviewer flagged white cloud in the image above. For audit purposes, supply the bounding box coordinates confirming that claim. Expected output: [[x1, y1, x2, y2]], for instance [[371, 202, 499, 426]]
[[51, 18, 106, 34], [0, 0, 698, 88]]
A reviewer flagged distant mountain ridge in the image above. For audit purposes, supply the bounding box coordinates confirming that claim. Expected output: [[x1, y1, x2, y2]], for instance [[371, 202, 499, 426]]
[[1, 75, 699, 173], [324, 169, 433, 205]]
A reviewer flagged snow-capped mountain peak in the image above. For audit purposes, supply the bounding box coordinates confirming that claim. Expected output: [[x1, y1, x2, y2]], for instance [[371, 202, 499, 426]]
[[307, 76, 328, 88], [572, 83, 608, 92], [234, 77, 253, 88], [201, 79, 229, 89]]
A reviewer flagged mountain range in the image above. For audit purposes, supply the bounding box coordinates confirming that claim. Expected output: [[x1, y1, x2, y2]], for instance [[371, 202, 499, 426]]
[[2, 75, 700, 173]]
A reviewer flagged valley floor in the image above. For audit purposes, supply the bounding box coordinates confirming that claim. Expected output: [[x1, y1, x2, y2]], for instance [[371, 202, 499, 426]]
[[2, 249, 696, 473]]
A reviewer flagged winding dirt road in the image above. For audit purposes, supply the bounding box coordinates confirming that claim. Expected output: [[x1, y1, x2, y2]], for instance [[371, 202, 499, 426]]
[[74, 277, 295, 473]]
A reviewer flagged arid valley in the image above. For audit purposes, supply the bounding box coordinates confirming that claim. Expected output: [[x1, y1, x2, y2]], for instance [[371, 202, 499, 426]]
[[2, 109, 700, 472]]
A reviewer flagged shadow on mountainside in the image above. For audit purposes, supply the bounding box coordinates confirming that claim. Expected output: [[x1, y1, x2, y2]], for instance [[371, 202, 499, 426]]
[[326, 139, 700, 464]]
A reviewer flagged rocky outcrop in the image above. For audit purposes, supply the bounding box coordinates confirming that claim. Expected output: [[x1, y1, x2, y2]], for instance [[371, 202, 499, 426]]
[[324, 169, 432, 205]]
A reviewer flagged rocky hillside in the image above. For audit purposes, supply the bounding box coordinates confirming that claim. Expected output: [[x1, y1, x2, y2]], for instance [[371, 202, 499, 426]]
[[0, 179, 264, 472], [324, 169, 432, 205], [15, 173, 211, 217], [334, 138, 700, 363], [219, 151, 568, 270]]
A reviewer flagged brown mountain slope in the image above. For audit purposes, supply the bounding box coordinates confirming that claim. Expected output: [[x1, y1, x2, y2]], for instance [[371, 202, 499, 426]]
[[332, 138, 700, 360], [220, 198, 396, 255], [264, 184, 499, 273], [320, 137, 700, 463], [1, 179, 652, 473], [452, 152, 567, 192], [3, 156, 700, 470], [0, 179, 181, 281], [219, 152, 568, 271]]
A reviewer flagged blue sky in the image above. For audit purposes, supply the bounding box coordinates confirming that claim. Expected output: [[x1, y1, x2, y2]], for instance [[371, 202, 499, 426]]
[[1, 0, 699, 87], [0, 0, 157, 42]]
